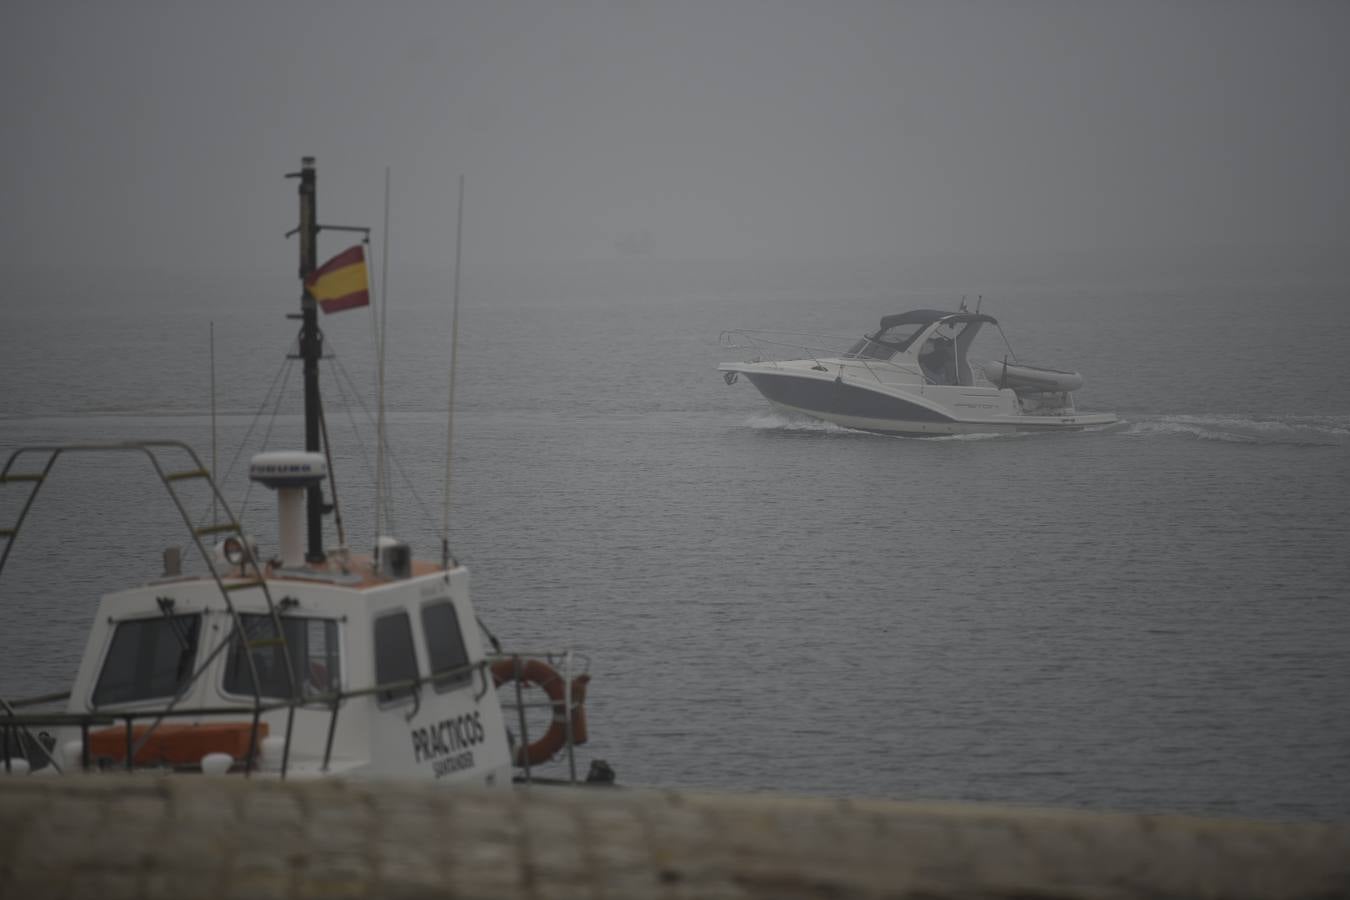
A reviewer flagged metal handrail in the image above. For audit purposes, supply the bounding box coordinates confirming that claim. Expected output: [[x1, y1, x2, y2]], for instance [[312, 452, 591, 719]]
[[2, 651, 588, 780], [484, 649, 588, 782], [0, 440, 301, 779], [5, 691, 71, 709], [719, 329, 856, 364], [721, 329, 933, 389], [0, 447, 594, 782]]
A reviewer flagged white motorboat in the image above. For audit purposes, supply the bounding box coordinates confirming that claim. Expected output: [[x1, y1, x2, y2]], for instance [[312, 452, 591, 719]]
[[719, 308, 1118, 436], [1, 159, 610, 787]]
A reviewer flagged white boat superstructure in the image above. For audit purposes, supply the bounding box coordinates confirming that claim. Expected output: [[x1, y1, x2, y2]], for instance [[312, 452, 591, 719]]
[[718, 308, 1118, 436], [1, 159, 607, 787], [2, 443, 598, 785]]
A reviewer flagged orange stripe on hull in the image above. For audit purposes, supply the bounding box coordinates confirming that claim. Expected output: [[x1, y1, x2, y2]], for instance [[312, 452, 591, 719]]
[[87, 721, 269, 767]]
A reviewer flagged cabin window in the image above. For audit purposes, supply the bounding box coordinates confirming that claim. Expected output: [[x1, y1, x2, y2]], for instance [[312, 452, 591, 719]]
[[92, 614, 201, 706], [874, 322, 928, 351], [373, 611, 419, 704], [223, 615, 341, 700], [422, 600, 472, 692], [844, 337, 895, 360], [846, 322, 927, 359]]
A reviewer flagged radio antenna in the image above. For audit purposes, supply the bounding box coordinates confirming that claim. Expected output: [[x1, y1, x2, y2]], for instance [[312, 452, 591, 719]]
[[442, 175, 465, 570], [210, 320, 217, 524], [374, 167, 391, 568]]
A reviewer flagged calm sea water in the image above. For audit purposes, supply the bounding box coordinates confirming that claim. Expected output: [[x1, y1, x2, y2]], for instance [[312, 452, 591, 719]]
[[2, 265, 1347, 821]]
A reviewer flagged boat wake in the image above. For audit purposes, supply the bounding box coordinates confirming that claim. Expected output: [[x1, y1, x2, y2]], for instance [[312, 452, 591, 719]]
[[743, 411, 1348, 447], [926, 430, 1023, 442], [1125, 414, 1350, 447], [745, 412, 858, 434], [743, 413, 1027, 441]]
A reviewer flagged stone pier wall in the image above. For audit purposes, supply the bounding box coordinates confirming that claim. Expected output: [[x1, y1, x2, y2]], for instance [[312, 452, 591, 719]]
[[2, 776, 1347, 899]]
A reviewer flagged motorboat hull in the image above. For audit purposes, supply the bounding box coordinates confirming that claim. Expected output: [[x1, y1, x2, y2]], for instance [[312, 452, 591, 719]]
[[730, 367, 1117, 436], [719, 308, 1118, 436]]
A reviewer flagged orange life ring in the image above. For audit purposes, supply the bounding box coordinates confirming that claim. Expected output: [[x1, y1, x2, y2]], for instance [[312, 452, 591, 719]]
[[490, 658, 590, 767]]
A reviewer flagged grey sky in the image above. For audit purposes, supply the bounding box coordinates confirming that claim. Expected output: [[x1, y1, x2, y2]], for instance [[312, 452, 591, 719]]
[[4, 1, 1347, 274]]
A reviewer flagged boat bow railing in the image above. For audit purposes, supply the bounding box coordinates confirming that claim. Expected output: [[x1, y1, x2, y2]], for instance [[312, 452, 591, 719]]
[[719, 329, 856, 367], [487, 649, 591, 785], [719, 329, 930, 386]]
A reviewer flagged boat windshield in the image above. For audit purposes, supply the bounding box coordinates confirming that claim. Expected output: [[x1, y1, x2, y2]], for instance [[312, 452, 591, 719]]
[[223, 614, 342, 699], [845, 321, 928, 359], [92, 614, 201, 706]]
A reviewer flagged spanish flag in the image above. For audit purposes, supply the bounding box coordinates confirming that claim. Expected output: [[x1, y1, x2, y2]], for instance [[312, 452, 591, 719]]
[[305, 245, 370, 314]]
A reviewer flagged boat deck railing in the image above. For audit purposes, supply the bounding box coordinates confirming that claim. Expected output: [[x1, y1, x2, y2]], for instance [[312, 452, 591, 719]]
[[719, 329, 859, 364], [487, 649, 591, 785], [720, 329, 935, 386], [720, 329, 1050, 393], [1, 650, 592, 785], [1, 441, 307, 780]]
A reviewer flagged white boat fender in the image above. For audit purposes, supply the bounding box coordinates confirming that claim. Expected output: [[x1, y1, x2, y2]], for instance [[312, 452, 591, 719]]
[[200, 752, 234, 775]]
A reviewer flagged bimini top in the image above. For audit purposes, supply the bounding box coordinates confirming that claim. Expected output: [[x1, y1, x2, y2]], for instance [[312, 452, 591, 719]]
[[878, 309, 999, 330]]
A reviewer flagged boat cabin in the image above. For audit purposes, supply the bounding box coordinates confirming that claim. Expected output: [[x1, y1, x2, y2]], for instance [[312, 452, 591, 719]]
[[847, 310, 998, 386], [60, 556, 514, 783]]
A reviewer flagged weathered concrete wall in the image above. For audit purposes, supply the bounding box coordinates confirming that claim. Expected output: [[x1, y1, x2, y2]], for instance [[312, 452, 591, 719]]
[[1, 776, 1347, 899]]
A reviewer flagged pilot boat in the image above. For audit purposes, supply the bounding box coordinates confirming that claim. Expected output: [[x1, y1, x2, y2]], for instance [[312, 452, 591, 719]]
[[0, 159, 608, 787], [718, 308, 1118, 436]]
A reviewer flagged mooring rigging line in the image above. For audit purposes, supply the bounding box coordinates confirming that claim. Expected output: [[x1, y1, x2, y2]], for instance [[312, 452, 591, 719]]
[[324, 347, 379, 523], [324, 344, 441, 539], [193, 353, 294, 532], [326, 347, 394, 533]]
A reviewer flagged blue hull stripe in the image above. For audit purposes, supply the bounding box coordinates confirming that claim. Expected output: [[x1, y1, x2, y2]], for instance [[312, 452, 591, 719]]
[[745, 373, 953, 423]]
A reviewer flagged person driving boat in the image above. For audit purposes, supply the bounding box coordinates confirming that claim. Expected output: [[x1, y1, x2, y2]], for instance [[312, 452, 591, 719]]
[[919, 335, 955, 385]]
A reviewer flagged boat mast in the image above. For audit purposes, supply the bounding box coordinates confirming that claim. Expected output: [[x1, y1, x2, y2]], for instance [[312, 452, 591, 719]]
[[294, 156, 326, 564]]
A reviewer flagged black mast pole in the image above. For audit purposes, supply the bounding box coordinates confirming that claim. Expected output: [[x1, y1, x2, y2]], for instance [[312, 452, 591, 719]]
[[296, 156, 326, 564]]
